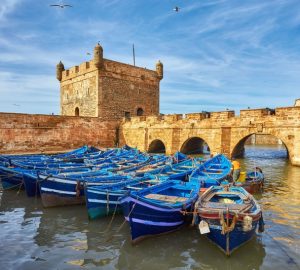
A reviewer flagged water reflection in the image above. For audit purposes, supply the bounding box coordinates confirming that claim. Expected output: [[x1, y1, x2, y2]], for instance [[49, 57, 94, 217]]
[[117, 228, 266, 270]]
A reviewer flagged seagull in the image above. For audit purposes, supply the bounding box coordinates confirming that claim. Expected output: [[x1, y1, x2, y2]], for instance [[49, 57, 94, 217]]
[[13, 104, 20, 106], [87, 52, 91, 55], [50, 4, 72, 8], [173, 6, 180, 12]]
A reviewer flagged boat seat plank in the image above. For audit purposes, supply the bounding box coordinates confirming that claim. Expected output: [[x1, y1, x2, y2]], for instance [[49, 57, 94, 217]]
[[201, 202, 250, 211], [205, 168, 222, 172], [145, 193, 187, 202], [126, 186, 143, 190]]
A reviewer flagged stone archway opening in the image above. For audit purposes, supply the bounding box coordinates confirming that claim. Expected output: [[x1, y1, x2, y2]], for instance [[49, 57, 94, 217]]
[[148, 139, 166, 154], [232, 133, 289, 159], [180, 137, 210, 155], [75, 107, 80, 116]]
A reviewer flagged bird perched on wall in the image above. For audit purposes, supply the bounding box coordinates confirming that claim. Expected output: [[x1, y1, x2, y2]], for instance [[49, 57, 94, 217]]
[[50, 4, 72, 8], [173, 6, 180, 12]]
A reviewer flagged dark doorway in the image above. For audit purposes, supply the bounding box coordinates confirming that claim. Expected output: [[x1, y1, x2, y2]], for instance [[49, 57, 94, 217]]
[[75, 107, 79, 116], [137, 108, 144, 116]]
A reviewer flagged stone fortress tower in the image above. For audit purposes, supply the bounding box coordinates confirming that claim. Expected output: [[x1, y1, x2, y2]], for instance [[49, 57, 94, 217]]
[[56, 43, 163, 119]]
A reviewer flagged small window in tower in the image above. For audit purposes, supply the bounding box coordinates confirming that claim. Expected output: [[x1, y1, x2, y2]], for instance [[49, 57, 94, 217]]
[[75, 107, 80, 116], [125, 112, 130, 119], [137, 108, 144, 116]]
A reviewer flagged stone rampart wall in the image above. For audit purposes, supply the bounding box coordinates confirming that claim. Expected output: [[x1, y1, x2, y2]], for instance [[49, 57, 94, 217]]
[[0, 113, 119, 154]]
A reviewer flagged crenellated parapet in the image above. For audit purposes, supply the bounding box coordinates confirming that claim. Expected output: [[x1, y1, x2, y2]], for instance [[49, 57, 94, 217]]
[[122, 106, 300, 127], [121, 103, 300, 166]]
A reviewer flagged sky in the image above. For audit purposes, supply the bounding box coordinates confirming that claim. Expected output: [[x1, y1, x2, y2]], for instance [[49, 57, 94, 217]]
[[0, 0, 300, 115]]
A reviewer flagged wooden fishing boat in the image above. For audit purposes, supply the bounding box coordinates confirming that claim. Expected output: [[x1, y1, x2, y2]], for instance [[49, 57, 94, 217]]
[[38, 173, 130, 207], [120, 155, 168, 174], [235, 169, 264, 194], [189, 154, 231, 189], [22, 166, 98, 197], [84, 175, 162, 220], [145, 158, 202, 181], [195, 185, 264, 256], [0, 166, 25, 190], [120, 180, 200, 244], [133, 151, 187, 177]]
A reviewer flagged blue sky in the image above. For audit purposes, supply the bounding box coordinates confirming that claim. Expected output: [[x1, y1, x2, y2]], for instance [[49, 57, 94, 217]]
[[0, 0, 300, 115]]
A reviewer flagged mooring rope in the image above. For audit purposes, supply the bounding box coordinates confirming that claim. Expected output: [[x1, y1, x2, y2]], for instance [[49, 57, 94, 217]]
[[0, 182, 23, 192]]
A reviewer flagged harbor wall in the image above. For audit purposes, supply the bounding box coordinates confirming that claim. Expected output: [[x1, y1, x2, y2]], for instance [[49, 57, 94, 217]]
[[0, 113, 119, 154]]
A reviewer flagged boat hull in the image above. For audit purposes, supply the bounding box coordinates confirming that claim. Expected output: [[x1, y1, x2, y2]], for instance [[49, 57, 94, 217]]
[[85, 188, 125, 219], [204, 221, 258, 255], [121, 197, 191, 243], [23, 173, 40, 197], [0, 167, 24, 190], [39, 177, 85, 207]]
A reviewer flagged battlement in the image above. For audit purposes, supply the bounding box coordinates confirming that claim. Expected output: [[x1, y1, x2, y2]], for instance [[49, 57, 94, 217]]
[[240, 108, 276, 118], [61, 58, 159, 83], [123, 105, 300, 124], [61, 61, 95, 81]]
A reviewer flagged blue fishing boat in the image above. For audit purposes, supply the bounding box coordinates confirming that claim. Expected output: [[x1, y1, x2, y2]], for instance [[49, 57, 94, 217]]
[[120, 180, 200, 244], [0, 166, 25, 190], [235, 168, 264, 194], [38, 173, 130, 207], [195, 184, 264, 256], [84, 175, 163, 220], [22, 166, 98, 197], [147, 158, 203, 181], [189, 154, 231, 188]]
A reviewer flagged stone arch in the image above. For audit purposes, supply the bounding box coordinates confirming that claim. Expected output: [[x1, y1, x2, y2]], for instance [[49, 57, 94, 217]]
[[148, 139, 166, 153], [75, 107, 80, 116], [180, 137, 210, 155], [137, 107, 144, 116], [231, 132, 290, 159]]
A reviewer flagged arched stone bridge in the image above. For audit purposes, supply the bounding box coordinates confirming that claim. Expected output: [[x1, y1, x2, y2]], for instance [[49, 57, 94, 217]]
[[120, 106, 300, 166]]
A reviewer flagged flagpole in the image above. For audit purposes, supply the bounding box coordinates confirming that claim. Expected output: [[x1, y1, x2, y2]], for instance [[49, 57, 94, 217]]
[[133, 44, 135, 66]]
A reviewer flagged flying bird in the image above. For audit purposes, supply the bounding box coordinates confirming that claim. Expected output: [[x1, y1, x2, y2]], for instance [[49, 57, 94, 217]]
[[50, 4, 73, 8], [173, 6, 180, 12]]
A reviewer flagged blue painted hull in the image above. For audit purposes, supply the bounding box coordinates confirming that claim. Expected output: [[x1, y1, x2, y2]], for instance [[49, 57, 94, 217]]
[[23, 172, 40, 197], [22, 168, 107, 197], [120, 180, 199, 243], [0, 166, 24, 190], [85, 188, 125, 219], [39, 174, 128, 207], [121, 196, 190, 243], [85, 176, 161, 220], [205, 221, 258, 255]]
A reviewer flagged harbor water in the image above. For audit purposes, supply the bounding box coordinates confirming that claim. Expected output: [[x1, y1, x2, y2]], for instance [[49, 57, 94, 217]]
[[0, 145, 299, 270]]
